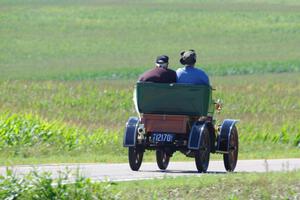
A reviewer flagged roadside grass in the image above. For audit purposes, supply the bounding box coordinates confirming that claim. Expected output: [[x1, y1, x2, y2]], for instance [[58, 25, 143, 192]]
[[1, 168, 299, 200], [0, 168, 120, 200], [113, 171, 300, 200], [0, 0, 300, 80], [0, 113, 299, 165]]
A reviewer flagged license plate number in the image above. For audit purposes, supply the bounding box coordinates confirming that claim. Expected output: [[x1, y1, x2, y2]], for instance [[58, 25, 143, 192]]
[[152, 133, 174, 142]]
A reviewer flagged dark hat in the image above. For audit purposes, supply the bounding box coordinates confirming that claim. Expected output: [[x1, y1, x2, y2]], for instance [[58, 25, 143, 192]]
[[180, 50, 196, 65], [156, 55, 169, 64]]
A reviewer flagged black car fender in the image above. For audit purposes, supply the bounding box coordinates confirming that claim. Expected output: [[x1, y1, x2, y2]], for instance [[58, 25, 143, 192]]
[[123, 117, 139, 147]]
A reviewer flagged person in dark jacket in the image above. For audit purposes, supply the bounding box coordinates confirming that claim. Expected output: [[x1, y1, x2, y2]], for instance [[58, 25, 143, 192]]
[[138, 55, 177, 83]]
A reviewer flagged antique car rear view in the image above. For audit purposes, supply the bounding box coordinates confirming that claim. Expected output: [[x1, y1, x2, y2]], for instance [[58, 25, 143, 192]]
[[123, 82, 239, 172]]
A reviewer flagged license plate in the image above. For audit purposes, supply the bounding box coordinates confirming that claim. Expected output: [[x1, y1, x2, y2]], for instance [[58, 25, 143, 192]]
[[151, 133, 174, 143]]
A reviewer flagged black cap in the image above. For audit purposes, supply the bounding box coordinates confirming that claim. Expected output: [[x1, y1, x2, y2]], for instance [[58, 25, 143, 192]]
[[156, 55, 169, 64]]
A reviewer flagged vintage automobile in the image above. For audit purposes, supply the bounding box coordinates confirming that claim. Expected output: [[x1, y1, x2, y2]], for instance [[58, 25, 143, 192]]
[[123, 82, 239, 172]]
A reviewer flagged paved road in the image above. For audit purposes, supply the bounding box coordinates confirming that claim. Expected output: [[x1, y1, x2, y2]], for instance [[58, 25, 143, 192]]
[[1, 159, 300, 182]]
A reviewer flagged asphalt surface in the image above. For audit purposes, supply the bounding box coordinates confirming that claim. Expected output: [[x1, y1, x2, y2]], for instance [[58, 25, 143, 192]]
[[1, 159, 300, 182]]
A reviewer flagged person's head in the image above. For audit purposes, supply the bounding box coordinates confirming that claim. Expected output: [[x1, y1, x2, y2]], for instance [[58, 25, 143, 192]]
[[180, 50, 197, 66], [155, 55, 169, 68]]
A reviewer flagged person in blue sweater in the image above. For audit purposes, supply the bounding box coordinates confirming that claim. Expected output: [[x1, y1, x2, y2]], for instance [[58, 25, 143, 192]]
[[176, 50, 210, 85]]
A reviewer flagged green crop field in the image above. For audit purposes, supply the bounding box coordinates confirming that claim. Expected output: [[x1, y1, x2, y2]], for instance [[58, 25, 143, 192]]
[[1, 73, 299, 164], [0, 0, 299, 165]]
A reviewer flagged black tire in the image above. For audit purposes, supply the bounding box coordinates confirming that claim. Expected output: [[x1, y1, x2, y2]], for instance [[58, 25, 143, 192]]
[[156, 149, 170, 170], [223, 125, 239, 172], [195, 126, 211, 173], [128, 147, 144, 171]]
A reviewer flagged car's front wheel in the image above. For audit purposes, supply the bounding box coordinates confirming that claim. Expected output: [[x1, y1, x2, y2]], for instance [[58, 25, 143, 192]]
[[195, 126, 211, 173], [223, 125, 239, 172]]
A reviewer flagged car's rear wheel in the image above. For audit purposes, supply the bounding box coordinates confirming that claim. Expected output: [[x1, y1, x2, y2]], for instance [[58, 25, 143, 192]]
[[195, 126, 211, 173], [156, 149, 170, 170], [128, 147, 144, 171], [223, 125, 238, 172]]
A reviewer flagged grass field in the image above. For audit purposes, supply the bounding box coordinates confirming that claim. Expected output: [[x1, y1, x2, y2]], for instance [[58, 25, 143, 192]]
[[1, 0, 300, 80], [0, 0, 299, 164]]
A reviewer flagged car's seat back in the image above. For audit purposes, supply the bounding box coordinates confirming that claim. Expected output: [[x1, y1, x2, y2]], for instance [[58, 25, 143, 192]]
[[136, 82, 214, 116]]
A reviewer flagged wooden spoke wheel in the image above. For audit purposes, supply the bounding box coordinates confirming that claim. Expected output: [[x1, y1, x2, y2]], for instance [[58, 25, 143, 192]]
[[223, 125, 239, 172], [128, 147, 144, 171], [156, 149, 170, 170], [195, 127, 211, 173]]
